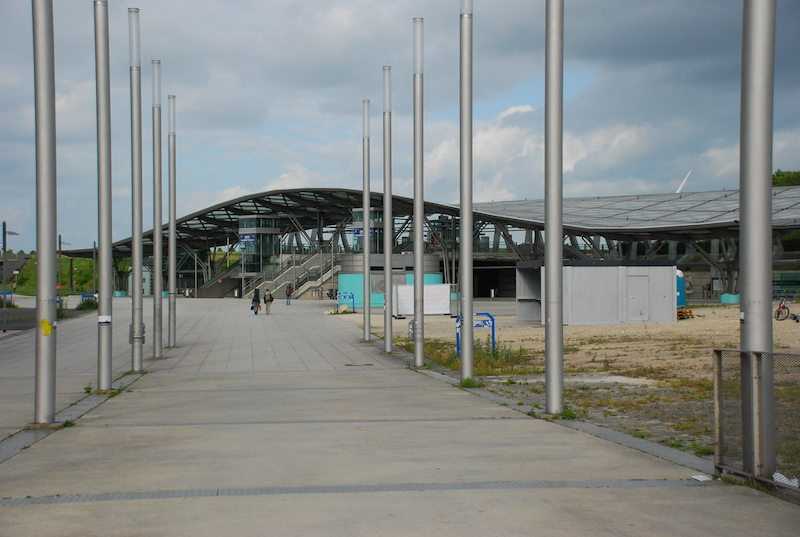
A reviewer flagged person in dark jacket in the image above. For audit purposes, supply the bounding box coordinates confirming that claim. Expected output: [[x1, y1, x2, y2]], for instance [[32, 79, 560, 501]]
[[252, 289, 261, 315], [285, 284, 293, 305]]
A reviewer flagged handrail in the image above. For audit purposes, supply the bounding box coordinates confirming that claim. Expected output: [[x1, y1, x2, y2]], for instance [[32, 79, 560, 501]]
[[244, 252, 338, 298]]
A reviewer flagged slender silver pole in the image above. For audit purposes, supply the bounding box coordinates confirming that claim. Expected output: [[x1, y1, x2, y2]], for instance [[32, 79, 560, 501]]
[[382, 66, 393, 353], [459, 1, 474, 381], [32, 0, 58, 424], [739, 0, 776, 477], [129, 8, 144, 372], [2, 223, 8, 333], [412, 17, 425, 368], [2, 222, 5, 333], [94, 0, 113, 391], [362, 99, 371, 341], [152, 60, 163, 359], [544, 0, 564, 415], [168, 95, 177, 347]]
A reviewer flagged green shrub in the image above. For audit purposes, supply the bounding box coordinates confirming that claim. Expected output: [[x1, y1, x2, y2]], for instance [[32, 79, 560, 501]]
[[76, 296, 98, 310]]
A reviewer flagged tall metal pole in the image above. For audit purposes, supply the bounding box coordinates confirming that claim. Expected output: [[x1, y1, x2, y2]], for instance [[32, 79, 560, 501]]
[[94, 0, 113, 391], [412, 17, 425, 368], [362, 99, 371, 341], [382, 66, 393, 353], [2, 222, 6, 333], [32, 0, 58, 424], [152, 60, 163, 359], [459, 1, 474, 381], [544, 0, 564, 415], [168, 95, 177, 347], [2, 223, 17, 333], [739, 0, 776, 477], [129, 8, 144, 372]]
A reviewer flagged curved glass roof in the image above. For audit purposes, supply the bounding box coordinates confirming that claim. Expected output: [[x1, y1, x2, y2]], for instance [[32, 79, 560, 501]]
[[65, 186, 800, 258]]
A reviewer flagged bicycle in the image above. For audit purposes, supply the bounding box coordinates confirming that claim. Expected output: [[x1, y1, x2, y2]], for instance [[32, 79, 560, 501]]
[[774, 296, 790, 321]]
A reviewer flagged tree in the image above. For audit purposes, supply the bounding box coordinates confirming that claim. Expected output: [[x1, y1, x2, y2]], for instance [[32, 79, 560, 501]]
[[772, 169, 800, 187]]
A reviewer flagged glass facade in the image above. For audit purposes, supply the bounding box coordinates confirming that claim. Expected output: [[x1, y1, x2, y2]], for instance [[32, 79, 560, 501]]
[[352, 208, 384, 254], [239, 217, 282, 275]]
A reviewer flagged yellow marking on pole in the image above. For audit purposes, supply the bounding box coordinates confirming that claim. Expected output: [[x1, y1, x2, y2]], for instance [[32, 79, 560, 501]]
[[40, 319, 52, 336]]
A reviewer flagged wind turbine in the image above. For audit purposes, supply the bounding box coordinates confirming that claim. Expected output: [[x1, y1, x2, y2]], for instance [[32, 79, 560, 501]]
[[676, 170, 692, 193]]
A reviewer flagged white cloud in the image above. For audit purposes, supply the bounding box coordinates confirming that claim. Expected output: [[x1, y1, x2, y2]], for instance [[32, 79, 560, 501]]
[[698, 144, 739, 179], [264, 164, 330, 191], [564, 124, 653, 173], [2, 0, 800, 251], [498, 105, 535, 121]]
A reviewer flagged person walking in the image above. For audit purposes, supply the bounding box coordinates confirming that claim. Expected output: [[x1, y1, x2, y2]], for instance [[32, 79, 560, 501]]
[[264, 288, 274, 314], [285, 284, 293, 305], [251, 289, 261, 315]]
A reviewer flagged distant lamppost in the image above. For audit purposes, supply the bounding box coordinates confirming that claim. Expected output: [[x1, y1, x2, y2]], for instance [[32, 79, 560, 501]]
[[2, 222, 20, 332], [57, 234, 70, 297]]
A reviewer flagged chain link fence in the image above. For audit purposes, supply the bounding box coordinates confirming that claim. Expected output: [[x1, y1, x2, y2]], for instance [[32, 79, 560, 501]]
[[714, 349, 800, 491]]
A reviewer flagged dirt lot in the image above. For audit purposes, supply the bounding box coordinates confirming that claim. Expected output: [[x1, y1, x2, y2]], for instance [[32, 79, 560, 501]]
[[334, 301, 800, 459]]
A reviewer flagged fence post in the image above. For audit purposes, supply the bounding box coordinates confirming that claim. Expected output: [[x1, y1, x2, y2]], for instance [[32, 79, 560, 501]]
[[753, 352, 777, 478], [713, 349, 724, 475]]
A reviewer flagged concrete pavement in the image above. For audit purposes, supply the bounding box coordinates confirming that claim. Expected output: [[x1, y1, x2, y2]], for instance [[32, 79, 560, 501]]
[[1, 297, 798, 536]]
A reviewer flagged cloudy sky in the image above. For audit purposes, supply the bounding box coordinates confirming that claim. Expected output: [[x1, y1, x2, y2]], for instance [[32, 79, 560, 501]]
[[1, 0, 799, 251]]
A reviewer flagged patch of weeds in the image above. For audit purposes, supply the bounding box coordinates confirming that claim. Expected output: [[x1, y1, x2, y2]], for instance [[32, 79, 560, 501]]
[[517, 401, 525, 406], [504, 377, 516, 385], [56, 298, 68, 319], [663, 436, 687, 449], [75, 297, 98, 310], [83, 383, 93, 394], [529, 384, 545, 394], [558, 403, 586, 420], [461, 377, 484, 388], [563, 345, 580, 354], [617, 365, 674, 381], [632, 432, 647, 439], [691, 443, 715, 457], [670, 420, 693, 431], [62, 420, 75, 428], [400, 335, 541, 376]]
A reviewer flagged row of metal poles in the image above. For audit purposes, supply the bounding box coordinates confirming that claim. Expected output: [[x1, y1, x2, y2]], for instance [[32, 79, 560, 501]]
[[32, 1, 179, 423], [358, 0, 777, 419], [29, 0, 778, 425], [358, 3, 562, 411]]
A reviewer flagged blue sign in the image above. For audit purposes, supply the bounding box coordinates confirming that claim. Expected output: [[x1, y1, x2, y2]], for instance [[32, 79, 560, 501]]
[[240, 234, 256, 243], [455, 313, 496, 356], [353, 229, 374, 238]]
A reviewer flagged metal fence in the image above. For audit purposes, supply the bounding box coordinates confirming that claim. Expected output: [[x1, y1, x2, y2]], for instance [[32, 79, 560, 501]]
[[714, 349, 800, 491]]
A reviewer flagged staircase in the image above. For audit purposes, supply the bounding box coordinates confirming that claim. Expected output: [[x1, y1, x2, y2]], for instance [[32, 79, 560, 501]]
[[196, 260, 241, 298], [244, 253, 339, 300]]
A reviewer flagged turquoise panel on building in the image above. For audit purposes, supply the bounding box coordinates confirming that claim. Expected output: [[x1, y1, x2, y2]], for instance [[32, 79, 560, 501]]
[[338, 273, 443, 308], [405, 274, 444, 285], [337, 273, 383, 308]]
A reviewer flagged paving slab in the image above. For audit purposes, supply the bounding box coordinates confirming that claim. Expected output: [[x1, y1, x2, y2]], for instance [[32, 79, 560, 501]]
[[0, 297, 798, 536]]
